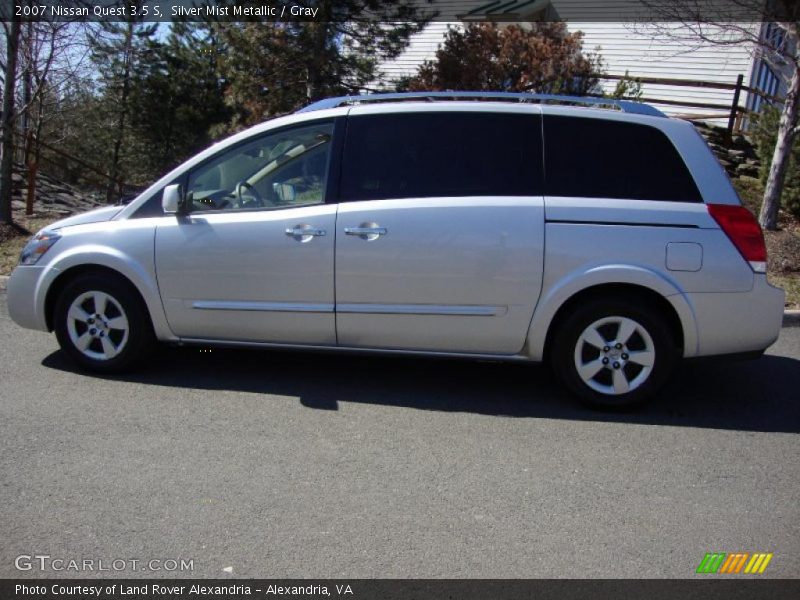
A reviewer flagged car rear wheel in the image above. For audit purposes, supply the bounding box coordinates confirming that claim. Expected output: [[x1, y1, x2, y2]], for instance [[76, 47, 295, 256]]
[[54, 273, 153, 372], [551, 296, 678, 409]]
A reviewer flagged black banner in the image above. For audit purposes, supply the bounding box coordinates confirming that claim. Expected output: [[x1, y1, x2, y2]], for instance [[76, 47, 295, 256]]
[[2, 580, 800, 600], [2, 0, 799, 23]]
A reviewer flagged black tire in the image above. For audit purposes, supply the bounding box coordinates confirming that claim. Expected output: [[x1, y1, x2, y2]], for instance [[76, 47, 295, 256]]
[[54, 272, 154, 373], [550, 295, 678, 409]]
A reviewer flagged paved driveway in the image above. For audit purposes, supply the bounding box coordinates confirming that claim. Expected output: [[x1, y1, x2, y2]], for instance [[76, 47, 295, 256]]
[[1, 292, 798, 578]]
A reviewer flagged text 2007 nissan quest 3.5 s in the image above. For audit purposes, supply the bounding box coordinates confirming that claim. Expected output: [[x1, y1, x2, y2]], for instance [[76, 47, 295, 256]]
[[7, 92, 785, 408]]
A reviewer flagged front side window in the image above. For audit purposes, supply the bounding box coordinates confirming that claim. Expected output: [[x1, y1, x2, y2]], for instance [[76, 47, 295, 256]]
[[340, 112, 544, 201], [186, 121, 334, 212]]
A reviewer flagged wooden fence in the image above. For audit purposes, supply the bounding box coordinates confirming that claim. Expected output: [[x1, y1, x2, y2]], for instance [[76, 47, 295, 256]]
[[12, 137, 131, 215], [597, 72, 783, 134]]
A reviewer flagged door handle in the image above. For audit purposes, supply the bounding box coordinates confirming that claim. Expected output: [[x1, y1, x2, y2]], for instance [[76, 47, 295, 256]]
[[344, 226, 387, 240], [285, 226, 326, 237]]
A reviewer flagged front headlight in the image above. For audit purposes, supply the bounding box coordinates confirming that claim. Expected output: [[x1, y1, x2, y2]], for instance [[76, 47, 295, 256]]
[[19, 231, 61, 265]]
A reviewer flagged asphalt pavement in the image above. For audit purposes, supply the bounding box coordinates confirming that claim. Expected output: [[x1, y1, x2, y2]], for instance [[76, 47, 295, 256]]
[[1, 291, 798, 579]]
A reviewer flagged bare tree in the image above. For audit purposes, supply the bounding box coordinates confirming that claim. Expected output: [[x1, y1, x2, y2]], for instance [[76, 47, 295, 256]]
[[0, 20, 21, 225], [638, 0, 800, 230], [0, 14, 92, 224], [17, 20, 84, 214]]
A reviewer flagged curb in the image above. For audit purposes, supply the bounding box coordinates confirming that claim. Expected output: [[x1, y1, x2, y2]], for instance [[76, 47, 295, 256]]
[[0, 273, 798, 325], [785, 310, 800, 328]]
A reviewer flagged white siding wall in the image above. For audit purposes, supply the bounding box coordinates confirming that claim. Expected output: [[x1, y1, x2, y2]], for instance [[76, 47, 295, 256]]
[[574, 22, 760, 124], [375, 22, 460, 87], [374, 1, 768, 126]]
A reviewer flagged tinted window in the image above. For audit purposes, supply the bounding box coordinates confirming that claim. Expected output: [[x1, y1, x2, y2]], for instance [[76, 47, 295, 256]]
[[340, 112, 543, 201], [543, 116, 702, 202]]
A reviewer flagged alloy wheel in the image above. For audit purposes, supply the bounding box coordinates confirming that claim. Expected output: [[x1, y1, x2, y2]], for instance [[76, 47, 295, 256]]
[[573, 316, 656, 396], [66, 291, 130, 361]]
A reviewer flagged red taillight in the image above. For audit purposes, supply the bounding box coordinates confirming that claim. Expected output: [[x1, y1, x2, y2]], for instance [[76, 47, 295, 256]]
[[707, 203, 767, 271]]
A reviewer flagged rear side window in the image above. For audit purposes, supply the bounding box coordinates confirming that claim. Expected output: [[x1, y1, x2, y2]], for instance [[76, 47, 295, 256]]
[[543, 116, 702, 202], [340, 112, 543, 201]]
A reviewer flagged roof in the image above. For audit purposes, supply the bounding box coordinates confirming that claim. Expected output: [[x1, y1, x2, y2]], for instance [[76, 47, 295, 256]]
[[297, 91, 666, 117], [461, 0, 551, 20]]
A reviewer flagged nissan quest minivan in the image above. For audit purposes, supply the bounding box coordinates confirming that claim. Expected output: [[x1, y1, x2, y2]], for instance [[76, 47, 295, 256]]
[[7, 92, 785, 407]]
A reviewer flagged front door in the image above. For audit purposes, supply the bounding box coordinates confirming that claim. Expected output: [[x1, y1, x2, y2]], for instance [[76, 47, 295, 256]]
[[155, 119, 338, 344], [334, 108, 546, 354]]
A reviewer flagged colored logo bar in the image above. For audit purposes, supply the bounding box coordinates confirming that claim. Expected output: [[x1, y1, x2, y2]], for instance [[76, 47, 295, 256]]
[[696, 552, 773, 574]]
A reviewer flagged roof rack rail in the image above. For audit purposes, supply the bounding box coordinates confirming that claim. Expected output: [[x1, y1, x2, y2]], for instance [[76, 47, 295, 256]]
[[297, 91, 666, 117]]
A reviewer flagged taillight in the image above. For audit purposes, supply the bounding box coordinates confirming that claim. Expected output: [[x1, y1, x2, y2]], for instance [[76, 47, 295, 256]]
[[707, 203, 767, 273]]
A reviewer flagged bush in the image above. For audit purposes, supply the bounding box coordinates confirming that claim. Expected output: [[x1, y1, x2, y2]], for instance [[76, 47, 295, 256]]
[[753, 106, 800, 220], [405, 22, 601, 95]]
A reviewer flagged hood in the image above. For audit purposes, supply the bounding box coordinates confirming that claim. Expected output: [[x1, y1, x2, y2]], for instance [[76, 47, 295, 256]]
[[49, 205, 123, 230]]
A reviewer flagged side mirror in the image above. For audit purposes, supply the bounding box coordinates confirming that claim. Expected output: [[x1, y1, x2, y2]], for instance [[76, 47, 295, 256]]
[[162, 184, 183, 215]]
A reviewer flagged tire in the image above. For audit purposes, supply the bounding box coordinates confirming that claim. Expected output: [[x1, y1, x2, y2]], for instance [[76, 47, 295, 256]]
[[550, 295, 678, 409], [54, 272, 154, 373]]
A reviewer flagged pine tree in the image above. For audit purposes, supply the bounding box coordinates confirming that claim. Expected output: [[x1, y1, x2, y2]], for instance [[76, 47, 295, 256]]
[[87, 18, 157, 201], [215, 0, 432, 130], [128, 22, 230, 179]]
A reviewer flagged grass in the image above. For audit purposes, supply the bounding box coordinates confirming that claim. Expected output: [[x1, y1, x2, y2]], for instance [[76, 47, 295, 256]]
[[733, 178, 800, 309], [732, 177, 763, 215], [770, 274, 800, 310]]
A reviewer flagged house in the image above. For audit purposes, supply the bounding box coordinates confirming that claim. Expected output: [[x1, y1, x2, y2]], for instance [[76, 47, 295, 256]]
[[376, 0, 795, 128]]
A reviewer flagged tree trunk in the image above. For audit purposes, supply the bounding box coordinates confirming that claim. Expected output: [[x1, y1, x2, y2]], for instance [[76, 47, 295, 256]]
[[0, 21, 22, 225], [760, 66, 800, 230], [21, 20, 33, 166]]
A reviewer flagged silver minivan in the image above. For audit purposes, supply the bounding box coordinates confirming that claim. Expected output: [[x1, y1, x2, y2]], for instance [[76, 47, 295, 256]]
[[6, 92, 785, 407]]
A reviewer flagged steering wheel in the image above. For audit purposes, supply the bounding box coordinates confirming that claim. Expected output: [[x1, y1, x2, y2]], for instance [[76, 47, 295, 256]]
[[234, 181, 264, 208]]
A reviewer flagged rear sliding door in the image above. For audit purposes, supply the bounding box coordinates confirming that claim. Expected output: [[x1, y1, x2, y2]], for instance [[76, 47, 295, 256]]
[[334, 107, 545, 354]]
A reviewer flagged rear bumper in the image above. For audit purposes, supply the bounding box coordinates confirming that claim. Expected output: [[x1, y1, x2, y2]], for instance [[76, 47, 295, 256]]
[[6, 265, 57, 332], [688, 274, 785, 357]]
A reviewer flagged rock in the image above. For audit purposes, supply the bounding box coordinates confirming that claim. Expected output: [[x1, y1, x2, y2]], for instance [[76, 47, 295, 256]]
[[736, 163, 760, 177], [10, 162, 104, 220], [737, 175, 761, 184], [732, 135, 749, 148], [52, 195, 75, 206]]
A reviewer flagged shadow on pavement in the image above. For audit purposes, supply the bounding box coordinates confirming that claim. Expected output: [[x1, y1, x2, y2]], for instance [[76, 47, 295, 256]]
[[42, 344, 800, 434]]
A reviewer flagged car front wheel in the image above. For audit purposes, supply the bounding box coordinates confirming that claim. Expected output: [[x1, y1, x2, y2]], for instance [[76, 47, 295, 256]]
[[551, 296, 678, 409], [54, 273, 153, 372]]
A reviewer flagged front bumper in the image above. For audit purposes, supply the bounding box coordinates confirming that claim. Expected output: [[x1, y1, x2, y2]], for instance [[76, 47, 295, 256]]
[[6, 265, 58, 332]]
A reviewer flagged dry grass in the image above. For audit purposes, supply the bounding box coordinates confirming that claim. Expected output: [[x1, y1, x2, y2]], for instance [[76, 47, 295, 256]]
[[770, 274, 800, 310]]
